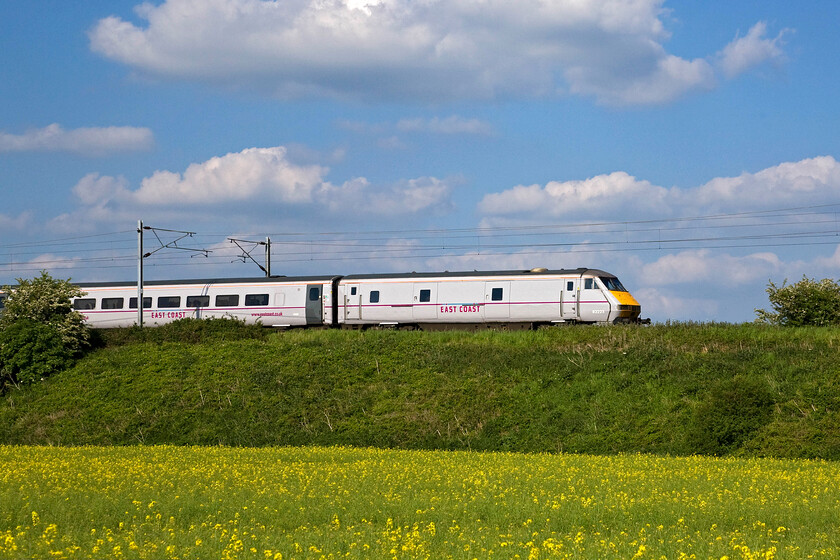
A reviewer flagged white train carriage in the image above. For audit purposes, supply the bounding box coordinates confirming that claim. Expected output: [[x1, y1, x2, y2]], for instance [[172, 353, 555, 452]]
[[71, 276, 339, 329], [337, 268, 641, 329]]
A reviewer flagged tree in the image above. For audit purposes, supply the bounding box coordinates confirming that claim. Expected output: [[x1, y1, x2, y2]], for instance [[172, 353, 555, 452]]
[[0, 271, 89, 387], [755, 276, 840, 326]]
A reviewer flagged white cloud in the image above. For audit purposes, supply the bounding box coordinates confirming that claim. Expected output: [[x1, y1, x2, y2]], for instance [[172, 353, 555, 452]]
[[320, 176, 454, 215], [479, 156, 840, 221], [633, 287, 719, 322], [88, 0, 781, 105], [133, 147, 327, 205], [479, 171, 672, 218], [812, 245, 840, 271], [717, 21, 789, 78], [72, 173, 132, 206], [0, 124, 153, 156], [693, 156, 840, 211], [641, 249, 782, 286], [567, 52, 716, 106], [55, 145, 454, 229], [26, 253, 80, 270]]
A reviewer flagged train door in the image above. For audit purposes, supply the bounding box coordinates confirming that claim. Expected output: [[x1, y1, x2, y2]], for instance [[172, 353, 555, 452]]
[[485, 281, 510, 320], [561, 278, 579, 320], [305, 284, 323, 325], [579, 277, 610, 322], [413, 283, 437, 320], [345, 284, 361, 320]]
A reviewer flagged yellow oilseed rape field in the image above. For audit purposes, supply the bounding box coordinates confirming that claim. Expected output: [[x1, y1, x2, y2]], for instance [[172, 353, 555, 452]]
[[0, 446, 838, 559]]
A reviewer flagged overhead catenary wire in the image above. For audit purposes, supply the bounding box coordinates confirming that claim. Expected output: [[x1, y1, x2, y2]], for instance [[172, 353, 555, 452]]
[[3, 203, 840, 277]]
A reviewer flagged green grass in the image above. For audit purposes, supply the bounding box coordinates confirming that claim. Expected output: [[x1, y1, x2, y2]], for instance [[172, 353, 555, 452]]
[[2, 445, 839, 559], [2, 322, 840, 458]]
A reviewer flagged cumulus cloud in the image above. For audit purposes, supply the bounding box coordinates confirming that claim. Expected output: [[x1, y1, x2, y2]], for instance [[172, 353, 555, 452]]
[[88, 0, 783, 105], [0, 124, 153, 156], [320, 176, 454, 215], [633, 287, 720, 322], [642, 249, 782, 286], [479, 171, 672, 218], [56, 145, 454, 228], [693, 156, 840, 211], [132, 147, 328, 205], [717, 21, 789, 78], [479, 156, 840, 221]]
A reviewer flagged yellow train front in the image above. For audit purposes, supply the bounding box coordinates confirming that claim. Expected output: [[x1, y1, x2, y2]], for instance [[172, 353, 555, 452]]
[[576, 269, 644, 324]]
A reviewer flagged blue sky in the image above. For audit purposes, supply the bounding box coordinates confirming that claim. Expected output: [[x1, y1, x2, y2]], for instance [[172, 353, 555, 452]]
[[2, 0, 839, 322]]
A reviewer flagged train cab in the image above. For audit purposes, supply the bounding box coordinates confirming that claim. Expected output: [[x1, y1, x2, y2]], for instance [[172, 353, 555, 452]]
[[578, 270, 642, 324]]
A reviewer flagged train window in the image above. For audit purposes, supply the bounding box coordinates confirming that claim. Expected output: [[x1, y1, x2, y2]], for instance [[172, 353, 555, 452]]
[[101, 297, 124, 310], [370, 290, 380, 303], [215, 294, 239, 307], [308, 287, 320, 301], [73, 298, 96, 310], [491, 288, 503, 301], [599, 276, 627, 292], [419, 289, 431, 303], [158, 296, 181, 308], [245, 294, 269, 306], [350, 287, 357, 295], [567, 281, 574, 291], [187, 295, 210, 307], [129, 297, 152, 309], [584, 278, 594, 289]]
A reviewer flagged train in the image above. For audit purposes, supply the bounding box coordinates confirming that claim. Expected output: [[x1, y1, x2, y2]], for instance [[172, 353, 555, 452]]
[[0, 267, 645, 329]]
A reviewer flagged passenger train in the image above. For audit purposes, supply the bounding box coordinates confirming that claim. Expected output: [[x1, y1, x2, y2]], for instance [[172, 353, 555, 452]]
[[0, 268, 645, 329]]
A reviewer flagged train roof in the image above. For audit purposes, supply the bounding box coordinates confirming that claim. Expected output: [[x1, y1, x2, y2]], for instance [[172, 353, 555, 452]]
[[2, 268, 620, 291], [72, 275, 341, 288], [341, 268, 615, 280]]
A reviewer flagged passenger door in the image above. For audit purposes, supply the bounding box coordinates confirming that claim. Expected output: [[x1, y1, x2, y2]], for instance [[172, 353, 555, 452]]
[[305, 284, 323, 325], [561, 278, 579, 320], [413, 283, 437, 320], [484, 281, 510, 320], [345, 284, 361, 320]]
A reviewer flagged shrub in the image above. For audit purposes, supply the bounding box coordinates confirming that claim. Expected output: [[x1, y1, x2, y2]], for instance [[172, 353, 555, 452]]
[[0, 271, 89, 354], [0, 272, 89, 390], [755, 276, 840, 326], [0, 319, 74, 386], [686, 376, 774, 455]]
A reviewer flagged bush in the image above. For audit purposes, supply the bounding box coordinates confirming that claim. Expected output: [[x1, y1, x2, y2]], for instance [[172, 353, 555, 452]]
[[755, 276, 840, 326], [686, 376, 774, 455], [0, 271, 89, 354], [0, 319, 74, 386], [0, 272, 89, 390]]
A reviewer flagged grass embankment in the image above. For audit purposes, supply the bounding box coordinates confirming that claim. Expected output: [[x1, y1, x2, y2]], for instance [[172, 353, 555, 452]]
[[3, 445, 838, 559], [1, 322, 839, 458]]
